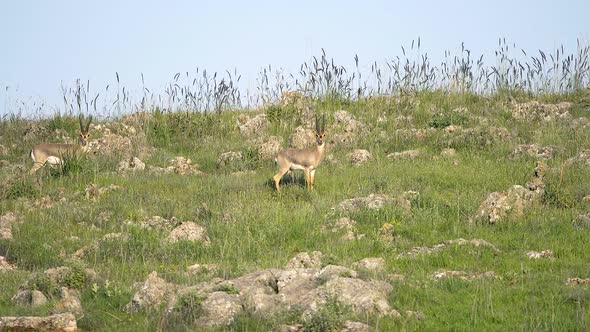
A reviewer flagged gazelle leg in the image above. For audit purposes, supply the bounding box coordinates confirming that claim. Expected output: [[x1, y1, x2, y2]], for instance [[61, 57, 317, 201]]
[[310, 169, 316, 190], [304, 169, 311, 189], [29, 161, 46, 175], [273, 168, 290, 192]]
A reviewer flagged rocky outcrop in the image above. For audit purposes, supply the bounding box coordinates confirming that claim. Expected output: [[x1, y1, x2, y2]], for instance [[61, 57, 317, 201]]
[[149, 157, 204, 175], [330, 110, 367, 146], [336, 193, 416, 214], [511, 101, 572, 122], [397, 238, 499, 259], [470, 161, 546, 224], [511, 144, 557, 160], [288, 126, 316, 149], [117, 157, 146, 173], [0, 313, 77, 332], [217, 151, 243, 167], [238, 114, 270, 138], [348, 149, 372, 165], [0, 212, 20, 240], [125, 271, 176, 313], [166, 222, 210, 245], [126, 252, 399, 327], [387, 149, 420, 160]]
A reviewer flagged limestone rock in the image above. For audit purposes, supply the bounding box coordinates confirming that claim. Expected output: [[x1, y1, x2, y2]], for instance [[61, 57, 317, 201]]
[[238, 114, 269, 138], [288, 126, 316, 149], [348, 149, 372, 165], [217, 151, 243, 167], [166, 222, 210, 244], [117, 157, 145, 173], [0, 313, 77, 332], [285, 251, 323, 269], [387, 149, 420, 160], [353, 258, 386, 273], [125, 272, 176, 313]]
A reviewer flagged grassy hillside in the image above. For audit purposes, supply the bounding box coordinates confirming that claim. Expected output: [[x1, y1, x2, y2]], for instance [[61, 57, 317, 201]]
[[1, 90, 590, 331]]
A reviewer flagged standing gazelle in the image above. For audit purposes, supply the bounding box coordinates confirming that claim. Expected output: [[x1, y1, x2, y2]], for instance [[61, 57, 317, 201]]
[[29, 115, 92, 174], [273, 114, 326, 192]]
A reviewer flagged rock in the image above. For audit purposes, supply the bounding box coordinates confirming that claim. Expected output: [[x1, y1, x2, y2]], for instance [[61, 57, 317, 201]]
[[195, 292, 243, 327], [348, 149, 372, 165], [353, 258, 386, 273], [280, 91, 309, 111], [583, 195, 590, 202], [395, 128, 436, 141], [566, 278, 590, 286], [238, 114, 270, 138], [125, 272, 176, 313], [12, 289, 48, 307], [317, 265, 358, 280], [166, 222, 210, 244], [341, 320, 371, 332], [52, 287, 83, 316], [470, 162, 546, 224], [117, 157, 146, 173], [149, 157, 203, 175], [574, 213, 590, 228], [0, 313, 77, 332], [85, 183, 121, 201], [127, 216, 181, 231], [169, 157, 203, 175], [288, 126, 316, 149], [324, 277, 398, 317], [440, 148, 457, 158], [444, 125, 462, 133], [405, 311, 426, 320], [255, 136, 283, 161], [470, 185, 540, 224], [126, 262, 399, 326], [566, 149, 590, 166], [397, 238, 499, 259], [511, 101, 572, 122], [337, 194, 409, 213], [187, 264, 219, 275], [0, 144, 9, 156], [526, 250, 554, 259], [0, 212, 20, 240], [278, 323, 304, 332], [329, 110, 367, 146], [0, 256, 15, 271], [74, 233, 129, 258], [432, 270, 496, 281], [378, 223, 395, 243], [285, 251, 323, 269], [322, 218, 364, 241], [217, 151, 243, 167], [511, 144, 557, 160], [387, 149, 420, 160]]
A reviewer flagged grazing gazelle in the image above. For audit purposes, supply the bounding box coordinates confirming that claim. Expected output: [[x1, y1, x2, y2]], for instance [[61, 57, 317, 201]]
[[273, 114, 326, 192], [29, 115, 92, 174]]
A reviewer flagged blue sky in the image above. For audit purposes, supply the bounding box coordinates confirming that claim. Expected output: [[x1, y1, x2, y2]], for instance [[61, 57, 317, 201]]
[[1, 0, 589, 115]]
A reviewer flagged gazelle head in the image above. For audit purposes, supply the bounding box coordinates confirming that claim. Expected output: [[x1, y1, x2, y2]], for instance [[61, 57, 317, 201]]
[[78, 115, 92, 147], [315, 113, 326, 146]]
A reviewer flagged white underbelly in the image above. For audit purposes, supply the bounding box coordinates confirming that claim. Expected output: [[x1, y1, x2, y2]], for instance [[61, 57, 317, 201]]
[[290, 163, 315, 171], [46, 156, 62, 165]]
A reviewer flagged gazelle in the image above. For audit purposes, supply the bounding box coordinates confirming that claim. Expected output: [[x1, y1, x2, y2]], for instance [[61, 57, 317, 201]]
[[273, 114, 326, 192], [29, 115, 92, 174]]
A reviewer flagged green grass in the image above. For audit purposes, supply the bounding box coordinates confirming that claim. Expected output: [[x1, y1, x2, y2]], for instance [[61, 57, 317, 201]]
[[1, 90, 590, 331]]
